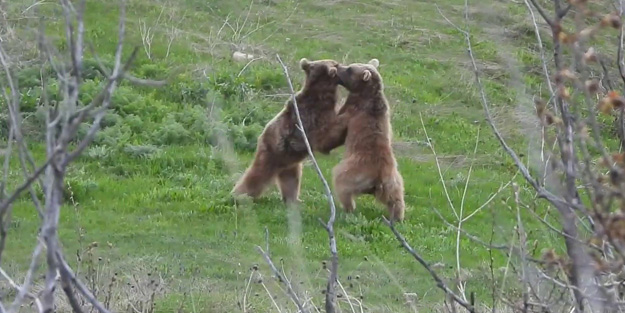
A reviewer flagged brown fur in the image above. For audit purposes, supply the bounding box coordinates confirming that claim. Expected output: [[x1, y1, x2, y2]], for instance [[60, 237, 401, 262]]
[[231, 58, 347, 204], [330, 58, 406, 221]]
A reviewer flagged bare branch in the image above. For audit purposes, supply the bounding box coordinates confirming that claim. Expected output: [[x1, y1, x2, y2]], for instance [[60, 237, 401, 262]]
[[419, 113, 458, 219], [9, 241, 44, 313], [56, 251, 110, 313], [383, 216, 476, 313], [529, 0, 554, 27], [558, 3, 572, 19], [0, 261, 43, 313], [122, 73, 168, 87], [0, 127, 13, 199], [256, 246, 306, 313], [59, 274, 84, 313], [523, 0, 556, 106], [0, 155, 54, 216], [431, 207, 509, 250], [275, 54, 339, 313]]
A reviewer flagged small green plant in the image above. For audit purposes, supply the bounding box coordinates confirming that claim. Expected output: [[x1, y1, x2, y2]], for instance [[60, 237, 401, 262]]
[[94, 123, 132, 147], [123, 144, 163, 159], [86, 145, 111, 160], [152, 113, 191, 145]]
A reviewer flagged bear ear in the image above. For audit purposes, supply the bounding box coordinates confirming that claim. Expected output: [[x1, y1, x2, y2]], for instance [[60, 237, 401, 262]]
[[300, 58, 311, 71], [328, 66, 337, 77], [368, 58, 380, 68], [363, 70, 372, 82]]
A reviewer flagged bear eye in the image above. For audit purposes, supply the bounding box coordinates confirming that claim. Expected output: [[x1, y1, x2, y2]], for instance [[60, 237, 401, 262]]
[[347, 68, 352, 74]]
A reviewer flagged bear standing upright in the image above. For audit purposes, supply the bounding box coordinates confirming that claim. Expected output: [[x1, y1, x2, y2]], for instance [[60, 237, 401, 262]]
[[331, 58, 406, 221], [232, 58, 347, 204]]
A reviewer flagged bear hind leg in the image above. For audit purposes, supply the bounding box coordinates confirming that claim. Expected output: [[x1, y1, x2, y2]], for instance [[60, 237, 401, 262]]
[[332, 163, 373, 214], [375, 172, 406, 222], [277, 163, 302, 205], [232, 160, 278, 200]]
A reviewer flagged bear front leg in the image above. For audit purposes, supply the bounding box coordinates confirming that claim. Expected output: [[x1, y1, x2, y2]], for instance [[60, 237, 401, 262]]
[[315, 115, 349, 154], [277, 163, 303, 205]]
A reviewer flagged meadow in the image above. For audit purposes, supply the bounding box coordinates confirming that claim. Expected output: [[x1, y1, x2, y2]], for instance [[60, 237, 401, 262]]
[[0, 0, 604, 311]]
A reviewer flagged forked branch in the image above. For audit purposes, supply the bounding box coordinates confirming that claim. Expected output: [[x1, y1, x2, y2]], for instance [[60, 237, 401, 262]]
[[383, 217, 476, 312]]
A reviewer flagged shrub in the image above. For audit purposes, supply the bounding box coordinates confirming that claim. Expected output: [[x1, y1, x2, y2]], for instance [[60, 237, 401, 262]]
[[101, 112, 122, 128], [20, 88, 41, 112], [157, 74, 210, 104], [86, 145, 111, 160], [135, 63, 169, 80], [250, 66, 286, 91], [152, 113, 191, 145], [175, 105, 212, 141], [94, 123, 132, 147], [110, 85, 142, 113], [79, 79, 104, 105], [124, 114, 146, 135], [228, 123, 262, 152], [82, 58, 114, 80], [209, 71, 253, 101]]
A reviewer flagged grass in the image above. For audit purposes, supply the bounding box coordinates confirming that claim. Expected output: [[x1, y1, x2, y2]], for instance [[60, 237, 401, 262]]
[[1, 0, 618, 311]]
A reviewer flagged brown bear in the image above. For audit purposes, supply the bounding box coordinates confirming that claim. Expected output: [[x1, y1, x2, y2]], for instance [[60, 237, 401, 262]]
[[330, 58, 406, 222], [231, 58, 348, 204]]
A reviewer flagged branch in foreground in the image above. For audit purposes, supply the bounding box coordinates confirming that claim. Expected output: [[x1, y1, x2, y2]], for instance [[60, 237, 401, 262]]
[[0, 264, 43, 312], [275, 54, 339, 313], [256, 246, 306, 313], [8, 241, 44, 313], [445, 0, 603, 311], [528, 0, 554, 27], [383, 216, 476, 313], [436, 4, 576, 211], [56, 251, 111, 313], [0, 154, 55, 216]]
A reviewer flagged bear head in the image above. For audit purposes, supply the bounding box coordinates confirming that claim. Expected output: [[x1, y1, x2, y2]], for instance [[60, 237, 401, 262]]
[[299, 58, 341, 89], [336, 59, 382, 94]]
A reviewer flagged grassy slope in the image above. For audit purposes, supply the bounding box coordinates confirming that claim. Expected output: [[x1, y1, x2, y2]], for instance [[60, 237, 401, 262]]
[[2, 0, 590, 311]]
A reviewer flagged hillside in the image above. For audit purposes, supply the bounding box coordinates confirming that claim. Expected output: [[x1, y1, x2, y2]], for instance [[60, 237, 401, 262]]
[[0, 0, 592, 312]]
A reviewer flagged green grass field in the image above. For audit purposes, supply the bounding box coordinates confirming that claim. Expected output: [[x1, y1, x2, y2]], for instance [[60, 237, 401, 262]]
[[2, 0, 615, 311]]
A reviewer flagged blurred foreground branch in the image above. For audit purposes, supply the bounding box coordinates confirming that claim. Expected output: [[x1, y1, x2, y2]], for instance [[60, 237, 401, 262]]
[[0, 0, 168, 311]]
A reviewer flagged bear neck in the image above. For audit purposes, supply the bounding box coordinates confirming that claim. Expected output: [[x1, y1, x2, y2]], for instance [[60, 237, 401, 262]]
[[346, 87, 388, 115]]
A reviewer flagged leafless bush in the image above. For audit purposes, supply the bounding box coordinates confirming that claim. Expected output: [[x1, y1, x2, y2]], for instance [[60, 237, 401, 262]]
[[0, 0, 170, 312], [412, 0, 625, 311]]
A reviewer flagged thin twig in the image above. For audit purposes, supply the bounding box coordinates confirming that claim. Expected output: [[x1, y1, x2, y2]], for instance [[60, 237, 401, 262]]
[[432, 207, 509, 250], [383, 216, 476, 313], [237, 57, 262, 77], [57, 251, 111, 313], [256, 246, 306, 313], [275, 54, 339, 313], [419, 113, 458, 219]]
